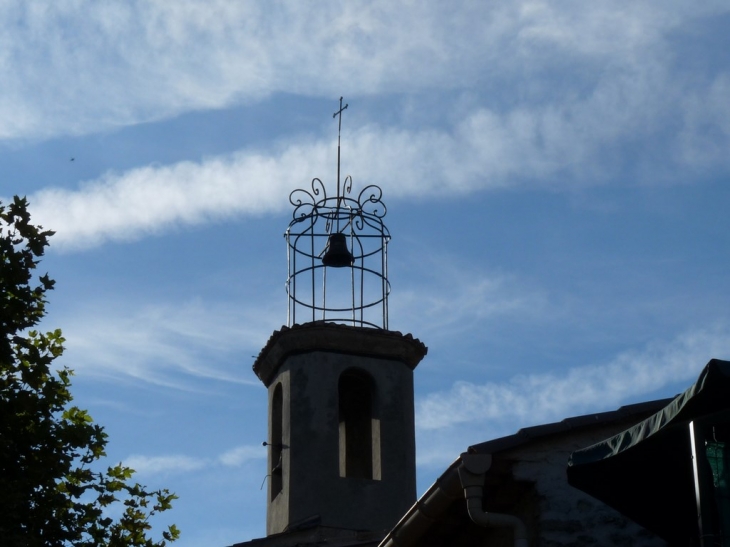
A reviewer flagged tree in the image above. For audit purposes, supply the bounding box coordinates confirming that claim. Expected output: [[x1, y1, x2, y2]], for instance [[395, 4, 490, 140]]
[[0, 196, 179, 546]]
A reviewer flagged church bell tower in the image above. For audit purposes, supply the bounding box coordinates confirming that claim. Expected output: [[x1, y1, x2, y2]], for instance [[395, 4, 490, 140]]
[[252, 98, 427, 538]]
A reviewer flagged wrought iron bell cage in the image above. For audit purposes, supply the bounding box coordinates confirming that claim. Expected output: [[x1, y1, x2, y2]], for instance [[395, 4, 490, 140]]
[[285, 176, 391, 329]]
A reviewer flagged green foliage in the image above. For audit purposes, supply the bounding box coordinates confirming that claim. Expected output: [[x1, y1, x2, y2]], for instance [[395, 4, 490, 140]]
[[0, 196, 179, 546]]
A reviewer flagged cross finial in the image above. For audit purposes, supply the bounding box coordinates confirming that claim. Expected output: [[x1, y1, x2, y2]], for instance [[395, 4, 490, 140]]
[[333, 97, 348, 130], [333, 97, 348, 203]]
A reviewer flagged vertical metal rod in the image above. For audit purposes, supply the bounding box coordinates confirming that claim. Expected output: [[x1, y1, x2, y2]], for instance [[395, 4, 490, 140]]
[[310, 221, 316, 323], [286, 232, 292, 326], [322, 260, 328, 322], [333, 97, 348, 232], [351, 231, 356, 326], [690, 420, 718, 546], [359, 255, 364, 326], [383, 236, 389, 330], [690, 420, 705, 545]]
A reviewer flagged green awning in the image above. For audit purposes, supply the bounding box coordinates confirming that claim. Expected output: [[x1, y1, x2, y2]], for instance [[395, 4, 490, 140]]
[[567, 359, 730, 543]]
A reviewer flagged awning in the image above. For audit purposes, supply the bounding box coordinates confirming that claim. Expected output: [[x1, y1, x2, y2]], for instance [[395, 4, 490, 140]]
[[567, 359, 730, 543]]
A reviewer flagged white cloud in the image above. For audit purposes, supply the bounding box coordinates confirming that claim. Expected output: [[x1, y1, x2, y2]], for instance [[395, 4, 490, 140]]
[[58, 298, 277, 389], [389, 251, 546, 338], [123, 444, 264, 477], [28, 142, 329, 250], [1, 2, 724, 249], [678, 74, 730, 167], [218, 445, 266, 467], [28, 76, 730, 251], [124, 454, 207, 475], [1, 1, 727, 141], [416, 324, 730, 431]]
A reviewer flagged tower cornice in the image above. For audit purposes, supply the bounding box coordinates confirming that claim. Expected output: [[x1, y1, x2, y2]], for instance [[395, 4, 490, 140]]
[[253, 323, 427, 387]]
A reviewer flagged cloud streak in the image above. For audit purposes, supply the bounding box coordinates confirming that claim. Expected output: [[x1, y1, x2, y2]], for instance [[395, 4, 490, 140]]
[[28, 143, 329, 250], [58, 298, 279, 390], [2, 2, 728, 143], [4, 2, 727, 250], [389, 251, 547, 339], [125, 444, 265, 477], [29, 82, 730, 251], [124, 454, 208, 476], [218, 445, 266, 467], [416, 324, 730, 431]]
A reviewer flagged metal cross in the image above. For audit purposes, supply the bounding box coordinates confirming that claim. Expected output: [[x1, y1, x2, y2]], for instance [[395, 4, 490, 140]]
[[333, 96, 348, 133], [333, 97, 348, 204]]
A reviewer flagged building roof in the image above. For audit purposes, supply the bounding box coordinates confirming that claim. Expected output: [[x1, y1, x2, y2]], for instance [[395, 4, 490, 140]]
[[379, 397, 671, 547], [568, 358, 730, 542], [469, 398, 672, 455], [230, 518, 383, 547]]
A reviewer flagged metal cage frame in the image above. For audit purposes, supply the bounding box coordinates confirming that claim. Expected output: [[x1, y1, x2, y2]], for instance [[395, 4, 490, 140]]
[[285, 176, 390, 329]]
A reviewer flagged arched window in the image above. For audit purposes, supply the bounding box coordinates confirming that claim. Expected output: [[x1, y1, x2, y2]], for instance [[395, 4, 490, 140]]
[[338, 369, 380, 480], [270, 383, 283, 500]]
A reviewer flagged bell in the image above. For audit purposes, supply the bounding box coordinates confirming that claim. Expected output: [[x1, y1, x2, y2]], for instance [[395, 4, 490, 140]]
[[322, 233, 353, 267]]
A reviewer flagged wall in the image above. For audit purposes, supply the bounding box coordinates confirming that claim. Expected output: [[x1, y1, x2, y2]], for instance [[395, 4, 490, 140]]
[[267, 349, 417, 535], [505, 424, 667, 547]]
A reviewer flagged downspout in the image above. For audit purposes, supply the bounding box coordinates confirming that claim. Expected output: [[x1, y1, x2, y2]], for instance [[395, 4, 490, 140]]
[[457, 453, 529, 547], [378, 452, 529, 547]]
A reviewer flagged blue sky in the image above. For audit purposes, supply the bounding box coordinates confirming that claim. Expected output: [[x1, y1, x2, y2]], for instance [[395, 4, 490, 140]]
[[2, 2, 730, 545]]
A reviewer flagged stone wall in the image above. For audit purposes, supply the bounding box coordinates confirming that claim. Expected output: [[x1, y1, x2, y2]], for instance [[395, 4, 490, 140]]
[[505, 424, 667, 546]]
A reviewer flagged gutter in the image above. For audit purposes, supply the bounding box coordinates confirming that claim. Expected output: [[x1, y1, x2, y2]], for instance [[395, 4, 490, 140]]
[[458, 453, 528, 547], [378, 452, 528, 547]]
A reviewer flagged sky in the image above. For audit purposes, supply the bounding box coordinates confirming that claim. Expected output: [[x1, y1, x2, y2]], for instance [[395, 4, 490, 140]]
[[2, 1, 730, 545]]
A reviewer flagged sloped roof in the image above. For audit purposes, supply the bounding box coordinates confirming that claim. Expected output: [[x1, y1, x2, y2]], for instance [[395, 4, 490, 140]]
[[379, 398, 669, 547], [568, 358, 730, 542], [469, 398, 671, 455]]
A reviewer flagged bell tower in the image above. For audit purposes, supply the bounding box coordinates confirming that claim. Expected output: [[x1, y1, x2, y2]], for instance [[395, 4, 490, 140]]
[[252, 98, 427, 538]]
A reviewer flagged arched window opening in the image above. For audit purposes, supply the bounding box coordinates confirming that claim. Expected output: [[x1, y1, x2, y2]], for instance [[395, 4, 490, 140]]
[[270, 383, 283, 500], [339, 369, 380, 480]]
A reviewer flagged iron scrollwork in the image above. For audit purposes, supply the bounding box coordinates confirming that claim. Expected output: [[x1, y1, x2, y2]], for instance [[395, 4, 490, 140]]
[[288, 177, 386, 225], [285, 176, 391, 330]]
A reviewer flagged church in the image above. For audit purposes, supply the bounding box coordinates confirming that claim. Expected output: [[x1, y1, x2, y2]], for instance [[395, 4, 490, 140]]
[[230, 101, 730, 547]]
